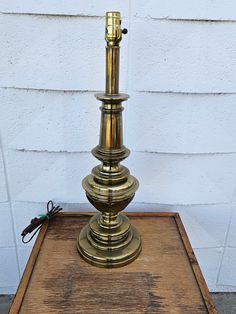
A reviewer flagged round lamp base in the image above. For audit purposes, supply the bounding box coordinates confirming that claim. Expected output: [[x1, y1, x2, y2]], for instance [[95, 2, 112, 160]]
[[77, 214, 141, 268]]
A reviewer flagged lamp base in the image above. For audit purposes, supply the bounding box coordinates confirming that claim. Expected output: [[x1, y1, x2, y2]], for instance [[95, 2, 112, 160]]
[[76, 213, 141, 268]]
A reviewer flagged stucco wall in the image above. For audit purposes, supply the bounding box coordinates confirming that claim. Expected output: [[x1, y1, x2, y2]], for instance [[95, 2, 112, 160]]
[[0, 1, 236, 293]]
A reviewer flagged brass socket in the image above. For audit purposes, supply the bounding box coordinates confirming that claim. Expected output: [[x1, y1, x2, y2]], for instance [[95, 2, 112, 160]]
[[105, 12, 122, 46]]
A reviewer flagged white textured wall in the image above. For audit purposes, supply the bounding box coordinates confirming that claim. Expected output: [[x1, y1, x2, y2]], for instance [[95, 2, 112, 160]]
[[1, 1, 236, 293]]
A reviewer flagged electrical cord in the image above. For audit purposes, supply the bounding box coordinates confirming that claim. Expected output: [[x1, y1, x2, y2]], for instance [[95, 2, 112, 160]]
[[21, 200, 63, 244]]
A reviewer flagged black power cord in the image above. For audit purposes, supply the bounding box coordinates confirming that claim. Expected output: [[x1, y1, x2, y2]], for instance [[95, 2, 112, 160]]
[[21, 200, 63, 244]]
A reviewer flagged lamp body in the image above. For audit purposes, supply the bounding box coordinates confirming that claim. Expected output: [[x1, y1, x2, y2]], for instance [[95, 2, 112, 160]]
[[77, 12, 141, 267]]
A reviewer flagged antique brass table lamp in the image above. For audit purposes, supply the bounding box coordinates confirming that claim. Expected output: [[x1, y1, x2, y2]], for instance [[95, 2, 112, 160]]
[[77, 12, 141, 267]]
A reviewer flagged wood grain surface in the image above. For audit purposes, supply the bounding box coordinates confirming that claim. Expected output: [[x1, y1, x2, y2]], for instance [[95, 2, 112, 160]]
[[10, 213, 217, 314]]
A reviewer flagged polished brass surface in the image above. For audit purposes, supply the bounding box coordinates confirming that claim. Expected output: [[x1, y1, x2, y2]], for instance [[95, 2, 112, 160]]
[[77, 12, 141, 267]]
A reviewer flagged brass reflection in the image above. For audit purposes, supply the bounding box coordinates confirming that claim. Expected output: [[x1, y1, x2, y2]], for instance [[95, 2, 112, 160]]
[[77, 12, 142, 267]]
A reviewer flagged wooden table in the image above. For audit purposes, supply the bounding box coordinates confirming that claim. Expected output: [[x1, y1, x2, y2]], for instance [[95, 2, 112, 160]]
[[10, 212, 217, 313]]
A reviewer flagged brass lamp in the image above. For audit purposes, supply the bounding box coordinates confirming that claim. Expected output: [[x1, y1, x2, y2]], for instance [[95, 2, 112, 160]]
[[77, 12, 141, 267]]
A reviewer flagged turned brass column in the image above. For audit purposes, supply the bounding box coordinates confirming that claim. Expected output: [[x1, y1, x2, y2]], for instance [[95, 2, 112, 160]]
[[77, 12, 141, 267]]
